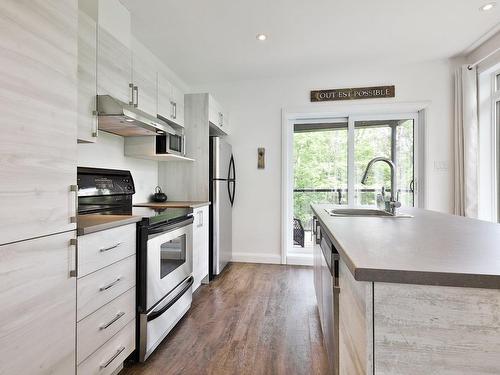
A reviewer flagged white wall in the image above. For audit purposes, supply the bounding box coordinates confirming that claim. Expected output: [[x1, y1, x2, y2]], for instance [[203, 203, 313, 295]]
[[78, 132, 157, 203], [197, 59, 456, 263]]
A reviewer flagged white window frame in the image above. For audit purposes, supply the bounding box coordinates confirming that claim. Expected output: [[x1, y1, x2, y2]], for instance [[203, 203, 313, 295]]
[[478, 65, 500, 222], [281, 102, 428, 265]]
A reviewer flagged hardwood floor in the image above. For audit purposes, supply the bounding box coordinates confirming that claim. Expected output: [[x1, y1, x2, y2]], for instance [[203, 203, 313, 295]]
[[121, 263, 329, 375]]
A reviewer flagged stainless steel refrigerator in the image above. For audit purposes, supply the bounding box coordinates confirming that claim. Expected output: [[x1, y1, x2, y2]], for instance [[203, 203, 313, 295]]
[[209, 137, 235, 279]]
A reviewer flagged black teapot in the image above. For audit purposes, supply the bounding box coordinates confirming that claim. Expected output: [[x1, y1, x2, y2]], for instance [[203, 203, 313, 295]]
[[152, 186, 168, 202]]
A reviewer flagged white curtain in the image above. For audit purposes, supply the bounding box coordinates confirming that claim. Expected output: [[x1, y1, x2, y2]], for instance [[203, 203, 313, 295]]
[[453, 65, 479, 217]]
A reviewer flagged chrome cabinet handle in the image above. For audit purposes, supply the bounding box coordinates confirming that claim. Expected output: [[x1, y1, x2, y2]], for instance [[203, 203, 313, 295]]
[[99, 277, 121, 292], [99, 311, 125, 330], [70, 185, 78, 224], [173, 102, 177, 119], [92, 107, 98, 138], [129, 83, 134, 105], [100, 242, 122, 253], [134, 86, 139, 107], [69, 238, 78, 278], [197, 211, 203, 227], [170, 100, 175, 119], [100, 346, 125, 369]]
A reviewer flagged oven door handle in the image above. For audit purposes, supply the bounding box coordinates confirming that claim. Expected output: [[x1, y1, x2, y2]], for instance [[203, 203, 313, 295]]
[[148, 217, 194, 236], [147, 276, 194, 322]]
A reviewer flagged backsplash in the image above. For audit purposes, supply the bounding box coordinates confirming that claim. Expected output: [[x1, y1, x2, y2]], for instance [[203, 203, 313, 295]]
[[77, 132, 157, 203]]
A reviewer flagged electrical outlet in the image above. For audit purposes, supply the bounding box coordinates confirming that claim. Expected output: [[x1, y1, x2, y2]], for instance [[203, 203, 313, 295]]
[[434, 160, 449, 172]]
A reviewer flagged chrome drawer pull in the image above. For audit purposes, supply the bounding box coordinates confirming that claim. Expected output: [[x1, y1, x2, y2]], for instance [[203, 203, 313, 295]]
[[99, 277, 121, 291], [100, 346, 125, 369], [99, 311, 125, 330], [100, 242, 122, 252]]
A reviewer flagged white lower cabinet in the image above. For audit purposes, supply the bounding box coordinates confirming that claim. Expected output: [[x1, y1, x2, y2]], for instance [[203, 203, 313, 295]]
[[77, 320, 135, 375], [77, 225, 137, 374], [0, 231, 77, 375], [192, 206, 209, 291], [77, 287, 136, 364]]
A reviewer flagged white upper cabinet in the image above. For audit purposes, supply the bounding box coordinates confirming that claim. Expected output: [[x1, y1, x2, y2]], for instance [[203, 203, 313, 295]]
[[97, 27, 133, 104], [77, 0, 98, 143], [209, 95, 229, 135], [0, 0, 78, 245], [158, 72, 185, 128], [97, 0, 133, 104], [132, 53, 157, 116]]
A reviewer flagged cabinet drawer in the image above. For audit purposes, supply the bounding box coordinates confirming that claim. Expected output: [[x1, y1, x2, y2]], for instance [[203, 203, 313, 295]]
[[77, 320, 135, 375], [78, 224, 136, 277], [77, 255, 136, 321], [77, 287, 136, 364]]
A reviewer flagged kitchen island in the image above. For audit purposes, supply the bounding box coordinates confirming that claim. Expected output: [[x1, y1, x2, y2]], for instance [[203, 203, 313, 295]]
[[311, 204, 500, 375]]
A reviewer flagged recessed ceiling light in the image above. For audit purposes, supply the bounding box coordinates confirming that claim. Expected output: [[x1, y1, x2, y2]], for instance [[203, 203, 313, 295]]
[[480, 2, 496, 11], [256, 33, 267, 41], [124, 117, 134, 122]]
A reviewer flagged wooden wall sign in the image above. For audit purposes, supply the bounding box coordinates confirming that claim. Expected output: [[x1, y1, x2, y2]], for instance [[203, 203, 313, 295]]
[[310, 85, 395, 102]]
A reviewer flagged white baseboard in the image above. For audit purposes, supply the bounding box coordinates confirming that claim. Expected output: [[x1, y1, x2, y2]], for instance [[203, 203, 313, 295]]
[[231, 252, 282, 264], [286, 253, 313, 266]]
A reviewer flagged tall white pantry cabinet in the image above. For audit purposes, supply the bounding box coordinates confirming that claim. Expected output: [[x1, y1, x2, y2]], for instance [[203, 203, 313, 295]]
[[0, 1, 79, 374]]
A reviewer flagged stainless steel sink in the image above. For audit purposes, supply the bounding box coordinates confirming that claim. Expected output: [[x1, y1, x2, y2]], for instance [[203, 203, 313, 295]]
[[326, 208, 412, 218]]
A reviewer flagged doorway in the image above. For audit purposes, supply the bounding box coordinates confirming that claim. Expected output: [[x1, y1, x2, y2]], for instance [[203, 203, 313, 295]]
[[283, 108, 424, 265]]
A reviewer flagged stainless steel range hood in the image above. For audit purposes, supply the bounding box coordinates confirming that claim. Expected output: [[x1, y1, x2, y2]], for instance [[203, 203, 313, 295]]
[[97, 95, 175, 137]]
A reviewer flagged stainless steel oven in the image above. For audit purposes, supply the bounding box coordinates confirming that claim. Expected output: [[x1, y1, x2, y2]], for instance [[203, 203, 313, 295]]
[[137, 216, 194, 362]]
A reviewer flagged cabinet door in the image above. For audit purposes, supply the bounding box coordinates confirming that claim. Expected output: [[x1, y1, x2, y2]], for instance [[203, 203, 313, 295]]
[[171, 84, 185, 127], [132, 54, 157, 115], [193, 206, 209, 289], [0, 0, 78, 245], [97, 26, 132, 104], [0, 231, 77, 375], [157, 72, 173, 120], [77, 5, 98, 143]]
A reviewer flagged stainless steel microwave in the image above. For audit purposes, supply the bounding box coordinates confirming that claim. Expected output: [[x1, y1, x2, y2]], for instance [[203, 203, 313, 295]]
[[156, 133, 185, 156]]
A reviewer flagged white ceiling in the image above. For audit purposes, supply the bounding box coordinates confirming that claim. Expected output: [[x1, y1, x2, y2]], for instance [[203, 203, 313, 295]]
[[121, 0, 500, 85]]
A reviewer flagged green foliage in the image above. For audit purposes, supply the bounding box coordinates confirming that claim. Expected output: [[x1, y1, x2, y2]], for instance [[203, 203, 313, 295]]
[[293, 121, 414, 231]]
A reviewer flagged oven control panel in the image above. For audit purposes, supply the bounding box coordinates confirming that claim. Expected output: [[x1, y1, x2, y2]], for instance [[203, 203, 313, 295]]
[[77, 167, 135, 197]]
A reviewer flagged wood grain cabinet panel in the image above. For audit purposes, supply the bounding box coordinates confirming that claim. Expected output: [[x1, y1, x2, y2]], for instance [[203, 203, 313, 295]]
[[132, 54, 157, 116], [77, 4, 98, 143], [97, 26, 132, 104], [374, 283, 500, 375], [77, 287, 135, 364], [0, 0, 78, 245], [0, 231, 77, 375], [77, 320, 135, 375], [193, 206, 209, 290], [77, 223, 136, 278], [77, 255, 136, 321], [339, 259, 373, 375]]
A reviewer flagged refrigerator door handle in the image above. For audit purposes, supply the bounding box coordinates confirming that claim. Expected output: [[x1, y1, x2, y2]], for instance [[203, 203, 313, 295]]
[[228, 155, 236, 181], [229, 180, 235, 206]]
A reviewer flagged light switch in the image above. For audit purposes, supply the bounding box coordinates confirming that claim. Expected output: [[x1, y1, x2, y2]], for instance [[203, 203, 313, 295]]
[[258, 148, 265, 169]]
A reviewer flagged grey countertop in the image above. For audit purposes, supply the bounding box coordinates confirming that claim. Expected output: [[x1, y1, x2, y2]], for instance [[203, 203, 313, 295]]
[[77, 215, 142, 236], [312, 204, 500, 289], [133, 201, 211, 209]]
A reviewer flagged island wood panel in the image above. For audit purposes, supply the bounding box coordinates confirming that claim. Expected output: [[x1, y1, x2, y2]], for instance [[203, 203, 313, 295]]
[[0, 231, 76, 374], [0, 0, 78, 245], [158, 93, 210, 201], [97, 26, 132, 104], [77, 6, 97, 143], [339, 259, 373, 375], [374, 282, 500, 374]]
